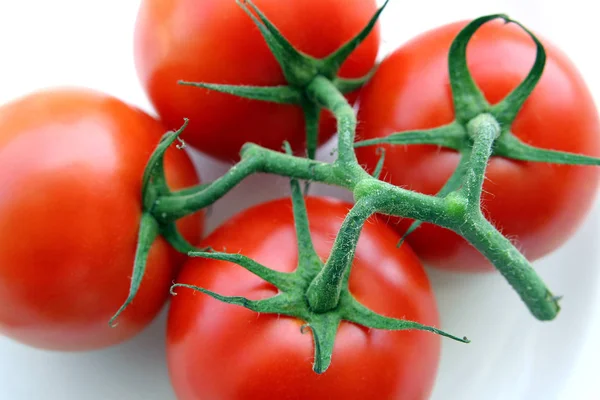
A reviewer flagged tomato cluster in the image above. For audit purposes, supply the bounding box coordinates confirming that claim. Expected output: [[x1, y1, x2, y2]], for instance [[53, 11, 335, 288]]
[[0, 1, 598, 399]]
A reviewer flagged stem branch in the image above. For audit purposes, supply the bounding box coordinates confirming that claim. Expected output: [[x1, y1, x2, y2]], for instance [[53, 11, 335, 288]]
[[306, 197, 376, 313]]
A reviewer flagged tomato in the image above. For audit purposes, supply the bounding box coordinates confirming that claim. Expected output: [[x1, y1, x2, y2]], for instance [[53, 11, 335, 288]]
[[0, 88, 203, 350], [134, 0, 380, 162], [167, 197, 440, 400], [355, 20, 600, 272]]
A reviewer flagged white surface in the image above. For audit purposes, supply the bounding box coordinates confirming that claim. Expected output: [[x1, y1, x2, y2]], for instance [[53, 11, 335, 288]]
[[0, 0, 599, 399]]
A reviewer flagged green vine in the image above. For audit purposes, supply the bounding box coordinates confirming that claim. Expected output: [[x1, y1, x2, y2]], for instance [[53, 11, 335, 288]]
[[110, 1, 600, 373]]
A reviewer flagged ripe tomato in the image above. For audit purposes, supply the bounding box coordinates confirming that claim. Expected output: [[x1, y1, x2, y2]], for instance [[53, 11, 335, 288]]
[[355, 20, 600, 272], [134, 0, 380, 162], [167, 197, 440, 400], [0, 88, 203, 350]]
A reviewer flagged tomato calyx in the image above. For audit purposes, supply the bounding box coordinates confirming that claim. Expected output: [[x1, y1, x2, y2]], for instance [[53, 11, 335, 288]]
[[177, 0, 387, 160], [171, 176, 468, 374], [109, 120, 203, 326], [355, 15, 600, 246]]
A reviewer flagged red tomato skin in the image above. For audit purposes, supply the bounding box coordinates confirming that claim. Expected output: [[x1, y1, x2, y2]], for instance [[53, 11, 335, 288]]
[[355, 20, 600, 272], [167, 197, 440, 400], [0, 88, 203, 350], [134, 0, 380, 162]]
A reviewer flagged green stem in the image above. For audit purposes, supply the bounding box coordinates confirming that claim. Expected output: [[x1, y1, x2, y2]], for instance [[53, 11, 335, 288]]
[[305, 197, 376, 313], [459, 113, 501, 209], [398, 148, 472, 246], [153, 156, 261, 222], [458, 213, 560, 320], [303, 102, 320, 161], [356, 179, 450, 224], [153, 146, 342, 222], [306, 76, 358, 166]]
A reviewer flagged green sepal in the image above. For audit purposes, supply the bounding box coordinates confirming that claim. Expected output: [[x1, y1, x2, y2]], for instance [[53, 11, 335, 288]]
[[448, 15, 508, 122], [343, 295, 470, 343], [490, 19, 546, 127], [494, 133, 600, 165], [171, 283, 290, 314], [287, 174, 322, 272], [178, 81, 303, 105], [109, 213, 159, 327], [142, 119, 189, 209], [301, 317, 340, 374], [372, 148, 386, 179], [320, 0, 389, 79], [333, 67, 377, 94], [354, 122, 466, 150], [236, 0, 318, 86], [161, 222, 197, 254], [188, 250, 291, 290]]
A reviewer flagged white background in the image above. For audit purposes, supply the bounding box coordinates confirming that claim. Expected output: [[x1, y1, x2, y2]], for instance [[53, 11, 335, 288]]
[[0, 0, 599, 399]]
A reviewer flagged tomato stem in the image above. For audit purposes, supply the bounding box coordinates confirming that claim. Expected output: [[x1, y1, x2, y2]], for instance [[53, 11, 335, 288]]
[[306, 76, 364, 168], [302, 101, 321, 162], [305, 196, 377, 313], [397, 148, 472, 247], [458, 113, 501, 210], [457, 213, 560, 320], [153, 147, 341, 222]]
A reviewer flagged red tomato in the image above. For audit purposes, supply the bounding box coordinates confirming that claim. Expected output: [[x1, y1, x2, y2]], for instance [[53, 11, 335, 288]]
[[355, 20, 600, 272], [134, 0, 380, 162], [0, 88, 203, 350], [167, 197, 440, 400]]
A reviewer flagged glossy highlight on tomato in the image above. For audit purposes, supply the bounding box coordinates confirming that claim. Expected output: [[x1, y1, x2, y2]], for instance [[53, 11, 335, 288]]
[[0, 88, 203, 350], [167, 197, 440, 400], [134, 0, 380, 162], [356, 20, 600, 272]]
